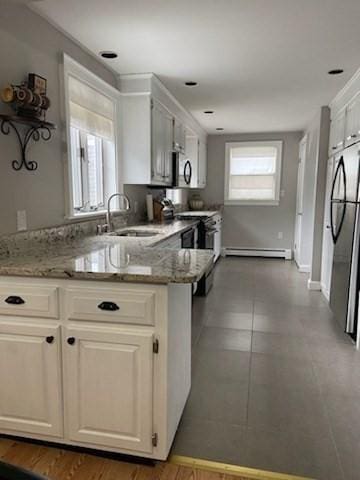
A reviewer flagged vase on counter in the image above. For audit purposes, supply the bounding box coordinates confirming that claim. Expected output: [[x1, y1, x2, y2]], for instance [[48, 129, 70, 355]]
[[189, 194, 204, 211]]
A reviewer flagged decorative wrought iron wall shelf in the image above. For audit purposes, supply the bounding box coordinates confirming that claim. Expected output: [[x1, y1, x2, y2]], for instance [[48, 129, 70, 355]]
[[0, 114, 56, 171]]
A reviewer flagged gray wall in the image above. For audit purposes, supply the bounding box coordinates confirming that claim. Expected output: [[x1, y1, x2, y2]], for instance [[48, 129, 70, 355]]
[[0, 4, 146, 234], [198, 131, 302, 250]]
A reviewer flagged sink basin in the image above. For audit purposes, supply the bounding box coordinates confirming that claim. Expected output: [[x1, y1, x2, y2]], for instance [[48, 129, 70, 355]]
[[109, 230, 160, 238]]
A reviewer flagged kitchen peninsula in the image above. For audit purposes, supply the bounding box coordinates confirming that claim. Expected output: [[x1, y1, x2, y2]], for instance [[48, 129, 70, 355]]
[[0, 219, 213, 461]]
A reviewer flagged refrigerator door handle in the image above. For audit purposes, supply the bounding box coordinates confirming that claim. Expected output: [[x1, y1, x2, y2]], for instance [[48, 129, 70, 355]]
[[330, 156, 347, 244]]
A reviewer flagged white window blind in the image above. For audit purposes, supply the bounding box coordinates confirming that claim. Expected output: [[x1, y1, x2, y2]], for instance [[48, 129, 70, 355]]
[[225, 141, 283, 205], [68, 75, 115, 140]]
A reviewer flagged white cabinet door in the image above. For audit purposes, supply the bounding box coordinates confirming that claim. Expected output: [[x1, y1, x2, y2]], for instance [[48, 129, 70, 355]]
[[151, 100, 165, 184], [64, 325, 154, 453], [0, 320, 62, 437], [198, 141, 207, 188], [185, 135, 199, 188], [151, 100, 173, 185], [173, 118, 186, 153], [329, 109, 346, 156], [345, 93, 360, 148], [321, 157, 335, 300], [163, 110, 174, 184]]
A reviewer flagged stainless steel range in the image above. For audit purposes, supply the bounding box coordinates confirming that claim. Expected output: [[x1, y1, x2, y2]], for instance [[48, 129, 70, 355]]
[[176, 211, 222, 296]]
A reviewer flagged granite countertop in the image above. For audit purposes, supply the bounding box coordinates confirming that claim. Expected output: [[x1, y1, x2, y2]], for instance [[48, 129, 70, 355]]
[[0, 220, 214, 285]]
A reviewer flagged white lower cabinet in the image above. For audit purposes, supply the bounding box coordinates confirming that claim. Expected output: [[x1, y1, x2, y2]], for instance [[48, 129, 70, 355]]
[[64, 325, 154, 453], [0, 278, 192, 460], [0, 320, 62, 437]]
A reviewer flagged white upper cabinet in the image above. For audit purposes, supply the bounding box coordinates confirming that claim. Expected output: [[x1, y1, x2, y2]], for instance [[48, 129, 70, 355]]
[[173, 118, 186, 153], [345, 92, 360, 148], [329, 108, 346, 156], [120, 74, 207, 187], [185, 133, 207, 189], [198, 140, 207, 188], [151, 99, 173, 185], [122, 96, 173, 186]]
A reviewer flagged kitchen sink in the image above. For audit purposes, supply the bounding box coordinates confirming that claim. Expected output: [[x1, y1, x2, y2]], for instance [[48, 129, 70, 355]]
[[109, 230, 160, 238]]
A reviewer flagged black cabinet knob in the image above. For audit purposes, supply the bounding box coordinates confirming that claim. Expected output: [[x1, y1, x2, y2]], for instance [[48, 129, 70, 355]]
[[46, 336, 54, 344], [67, 337, 75, 345], [98, 301, 119, 312], [5, 296, 25, 305]]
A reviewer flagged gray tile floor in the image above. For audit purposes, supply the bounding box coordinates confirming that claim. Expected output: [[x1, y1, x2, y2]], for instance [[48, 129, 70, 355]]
[[172, 257, 360, 480]]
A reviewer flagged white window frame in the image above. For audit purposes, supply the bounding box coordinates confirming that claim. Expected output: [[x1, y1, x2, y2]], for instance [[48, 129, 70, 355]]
[[62, 53, 122, 219], [224, 140, 283, 206]]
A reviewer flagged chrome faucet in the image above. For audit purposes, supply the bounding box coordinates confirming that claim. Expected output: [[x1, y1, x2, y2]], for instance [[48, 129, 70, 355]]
[[105, 193, 131, 232]]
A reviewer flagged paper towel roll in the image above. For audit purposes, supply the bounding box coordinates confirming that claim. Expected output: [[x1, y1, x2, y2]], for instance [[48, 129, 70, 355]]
[[146, 194, 154, 221]]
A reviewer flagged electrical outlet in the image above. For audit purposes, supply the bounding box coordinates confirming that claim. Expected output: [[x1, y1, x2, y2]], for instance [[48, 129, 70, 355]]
[[278, 231, 283, 239], [17, 210, 27, 231]]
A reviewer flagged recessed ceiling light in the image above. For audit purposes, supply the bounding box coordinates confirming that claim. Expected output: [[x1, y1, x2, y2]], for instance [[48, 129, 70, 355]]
[[328, 69, 344, 75], [204, 110, 214, 114], [216, 128, 224, 131], [100, 51, 118, 59], [184, 81, 198, 87]]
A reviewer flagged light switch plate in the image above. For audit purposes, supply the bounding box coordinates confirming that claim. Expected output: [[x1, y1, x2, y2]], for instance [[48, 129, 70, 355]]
[[17, 210, 27, 231]]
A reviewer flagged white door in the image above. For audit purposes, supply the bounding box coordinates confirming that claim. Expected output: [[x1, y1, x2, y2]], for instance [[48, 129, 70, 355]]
[[294, 136, 307, 266], [321, 157, 336, 300], [0, 320, 62, 437], [64, 325, 154, 453]]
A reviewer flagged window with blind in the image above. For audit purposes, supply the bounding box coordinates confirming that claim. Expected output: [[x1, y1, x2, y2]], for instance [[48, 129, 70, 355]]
[[224, 141, 283, 205], [63, 55, 119, 217]]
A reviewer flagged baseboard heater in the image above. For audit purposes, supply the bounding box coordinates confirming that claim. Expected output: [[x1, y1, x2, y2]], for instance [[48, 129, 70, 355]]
[[223, 247, 292, 260]]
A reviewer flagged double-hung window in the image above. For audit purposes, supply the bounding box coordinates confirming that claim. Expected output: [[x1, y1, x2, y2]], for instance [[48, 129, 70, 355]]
[[224, 141, 283, 205], [63, 54, 119, 217]]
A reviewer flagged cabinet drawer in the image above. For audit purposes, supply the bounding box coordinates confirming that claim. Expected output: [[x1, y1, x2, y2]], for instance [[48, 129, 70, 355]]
[[0, 284, 59, 318], [65, 287, 156, 325]]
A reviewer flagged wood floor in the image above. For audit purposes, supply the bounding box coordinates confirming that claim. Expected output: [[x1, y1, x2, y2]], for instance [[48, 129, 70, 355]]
[[0, 438, 252, 480]]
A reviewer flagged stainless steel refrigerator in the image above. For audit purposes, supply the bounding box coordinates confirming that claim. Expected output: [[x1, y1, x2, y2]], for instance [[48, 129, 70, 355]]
[[330, 143, 360, 339]]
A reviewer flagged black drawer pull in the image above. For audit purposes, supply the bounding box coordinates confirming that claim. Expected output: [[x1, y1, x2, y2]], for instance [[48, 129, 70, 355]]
[[67, 337, 75, 345], [46, 336, 54, 344], [5, 296, 25, 305], [98, 301, 119, 312]]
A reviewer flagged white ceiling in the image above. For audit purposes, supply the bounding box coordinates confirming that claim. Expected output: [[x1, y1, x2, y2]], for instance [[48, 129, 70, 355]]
[[31, 0, 360, 134]]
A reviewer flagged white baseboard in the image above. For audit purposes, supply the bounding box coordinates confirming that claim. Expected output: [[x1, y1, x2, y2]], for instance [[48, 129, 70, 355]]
[[224, 247, 292, 260], [307, 279, 321, 291], [297, 264, 310, 273], [321, 282, 330, 301]]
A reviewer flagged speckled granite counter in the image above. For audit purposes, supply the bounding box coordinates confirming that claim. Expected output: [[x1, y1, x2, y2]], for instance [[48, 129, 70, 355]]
[[0, 220, 214, 284]]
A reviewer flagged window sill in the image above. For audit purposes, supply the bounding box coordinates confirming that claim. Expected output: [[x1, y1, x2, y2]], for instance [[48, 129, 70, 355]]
[[224, 200, 280, 206], [65, 209, 126, 222]]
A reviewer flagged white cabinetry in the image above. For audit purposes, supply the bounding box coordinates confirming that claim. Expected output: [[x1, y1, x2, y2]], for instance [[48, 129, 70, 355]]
[[0, 278, 192, 461], [329, 108, 346, 156], [173, 118, 186, 153], [185, 134, 207, 189], [0, 320, 62, 437], [122, 95, 173, 186], [151, 99, 173, 185], [345, 92, 360, 148], [198, 140, 207, 188], [64, 325, 154, 453]]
